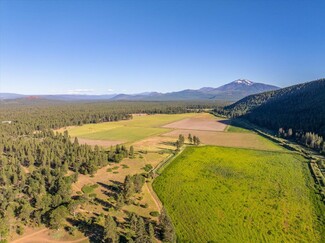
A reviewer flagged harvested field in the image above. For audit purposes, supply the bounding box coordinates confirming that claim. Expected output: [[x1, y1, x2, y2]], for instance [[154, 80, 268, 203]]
[[163, 116, 228, 131], [76, 138, 123, 147], [163, 129, 284, 151]]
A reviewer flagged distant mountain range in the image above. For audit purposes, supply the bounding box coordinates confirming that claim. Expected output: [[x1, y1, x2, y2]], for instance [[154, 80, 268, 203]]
[[0, 79, 279, 101]]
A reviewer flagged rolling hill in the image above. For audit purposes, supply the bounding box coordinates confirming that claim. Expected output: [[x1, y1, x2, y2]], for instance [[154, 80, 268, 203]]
[[221, 78, 325, 136]]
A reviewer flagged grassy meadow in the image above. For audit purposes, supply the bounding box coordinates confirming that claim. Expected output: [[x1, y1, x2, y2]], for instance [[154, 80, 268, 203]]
[[153, 146, 324, 242]]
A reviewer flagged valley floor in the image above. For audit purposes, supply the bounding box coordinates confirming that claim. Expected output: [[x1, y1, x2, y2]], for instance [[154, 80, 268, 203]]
[[11, 112, 324, 242]]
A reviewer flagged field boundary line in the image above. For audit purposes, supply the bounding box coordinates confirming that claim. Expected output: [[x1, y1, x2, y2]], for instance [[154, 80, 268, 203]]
[[145, 182, 163, 212]]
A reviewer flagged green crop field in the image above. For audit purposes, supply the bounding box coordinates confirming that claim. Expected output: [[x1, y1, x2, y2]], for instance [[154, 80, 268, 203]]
[[153, 146, 324, 242], [63, 113, 196, 142]]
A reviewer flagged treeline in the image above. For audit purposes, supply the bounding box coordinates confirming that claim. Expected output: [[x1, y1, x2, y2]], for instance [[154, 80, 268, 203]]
[[278, 128, 325, 154]]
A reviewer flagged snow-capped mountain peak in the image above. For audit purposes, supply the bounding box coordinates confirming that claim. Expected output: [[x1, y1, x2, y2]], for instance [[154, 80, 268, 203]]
[[233, 79, 254, 85]]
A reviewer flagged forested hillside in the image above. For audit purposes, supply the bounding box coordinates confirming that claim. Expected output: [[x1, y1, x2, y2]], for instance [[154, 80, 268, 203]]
[[219, 79, 325, 135], [0, 100, 217, 241], [215, 79, 325, 153]]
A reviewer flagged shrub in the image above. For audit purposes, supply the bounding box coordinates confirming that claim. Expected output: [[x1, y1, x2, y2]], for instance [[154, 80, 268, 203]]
[[81, 184, 98, 194], [150, 211, 160, 217]]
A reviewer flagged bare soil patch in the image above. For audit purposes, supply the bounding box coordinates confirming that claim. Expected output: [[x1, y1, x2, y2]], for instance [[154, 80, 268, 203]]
[[163, 117, 227, 131], [76, 138, 123, 147]]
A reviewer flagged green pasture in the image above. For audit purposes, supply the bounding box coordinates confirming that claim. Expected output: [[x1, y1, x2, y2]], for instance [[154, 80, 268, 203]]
[[153, 146, 324, 242]]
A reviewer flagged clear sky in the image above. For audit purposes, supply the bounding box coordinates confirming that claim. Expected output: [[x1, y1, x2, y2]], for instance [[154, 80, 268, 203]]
[[0, 0, 324, 95]]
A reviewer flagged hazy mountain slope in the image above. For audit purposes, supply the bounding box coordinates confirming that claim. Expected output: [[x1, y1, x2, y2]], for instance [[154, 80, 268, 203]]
[[0, 93, 26, 99], [222, 78, 325, 135]]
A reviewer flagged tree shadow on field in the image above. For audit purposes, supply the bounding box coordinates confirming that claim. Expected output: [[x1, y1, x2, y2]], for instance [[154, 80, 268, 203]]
[[160, 141, 176, 147], [67, 217, 104, 243], [219, 118, 254, 131], [217, 119, 232, 126], [94, 197, 114, 209], [97, 181, 121, 200], [216, 119, 233, 128], [109, 179, 124, 187], [97, 181, 120, 192]]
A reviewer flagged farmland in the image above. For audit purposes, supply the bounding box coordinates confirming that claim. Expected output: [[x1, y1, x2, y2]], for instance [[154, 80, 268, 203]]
[[58, 112, 283, 151], [153, 146, 325, 242]]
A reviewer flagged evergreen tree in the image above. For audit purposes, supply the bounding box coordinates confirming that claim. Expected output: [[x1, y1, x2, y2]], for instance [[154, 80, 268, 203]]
[[49, 206, 69, 229], [193, 136, 197, 145], [148, 223, 155, 242], [188, 133, 193, 144], [129, 146, 135, 158], [103, 215, 119, 243], [135, 217, 149, 243], [159, 208, 176, 243]]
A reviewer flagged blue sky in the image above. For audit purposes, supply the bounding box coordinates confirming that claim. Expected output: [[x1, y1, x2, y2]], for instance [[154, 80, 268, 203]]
[[0, 0, 324, 95]]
